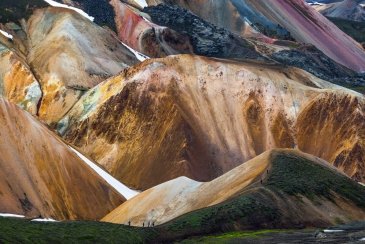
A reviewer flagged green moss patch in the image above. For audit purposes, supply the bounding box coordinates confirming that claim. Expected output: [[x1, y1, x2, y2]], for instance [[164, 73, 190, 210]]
[[0, 217, 157, 244], [179, 229, 290, 243], [266, 153, 365, 207]]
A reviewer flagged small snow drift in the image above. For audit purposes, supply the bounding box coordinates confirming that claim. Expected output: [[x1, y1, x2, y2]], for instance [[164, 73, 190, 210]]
[[0, 30, 13, 39], [31, 218, 58, 222], [69, 147, 139, 200], [134, 0, 148, 8], [43, 0, 94, 21], [0, 213, 24, 218], [0, 213, 58, 222], [121, 42, 149, 61]]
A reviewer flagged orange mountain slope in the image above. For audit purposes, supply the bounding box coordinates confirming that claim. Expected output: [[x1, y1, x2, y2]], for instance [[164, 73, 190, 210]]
[[0, 98, 125, 220], [59, 55, 365, 190]]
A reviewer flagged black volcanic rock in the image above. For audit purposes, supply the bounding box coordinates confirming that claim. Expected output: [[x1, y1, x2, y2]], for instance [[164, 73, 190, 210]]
[[144, 4, 265, 61], [54, 0, 117, 31], [0, 0, 48, 23], [271, 45, 365, 88]]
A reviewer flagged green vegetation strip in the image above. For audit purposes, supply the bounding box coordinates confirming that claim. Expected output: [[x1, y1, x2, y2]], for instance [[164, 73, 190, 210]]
[[266, 153, 365, 207], [180, 229, 290, 243], [0, 217, 157, 244]]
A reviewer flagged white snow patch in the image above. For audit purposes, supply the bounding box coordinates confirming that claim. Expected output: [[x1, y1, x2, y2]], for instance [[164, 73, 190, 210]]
[[134, 0, 148, 8], [307, 2, 324, 6], [0, 213, 25, 218], [43, 0, 94, 21], [323, 229, 344, 233], [0, 213, 59, 222], [360, 237, 365, 241], [69, 146, 139, 200], [31, 218, 58, 222], [142, 16, 152, 23], [359, 182, 365, 187], [0, 30, 13, 39], [121, 42, 149, 61]]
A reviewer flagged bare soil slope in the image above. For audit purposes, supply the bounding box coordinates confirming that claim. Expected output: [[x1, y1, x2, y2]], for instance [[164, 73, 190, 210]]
[[0, 98, 124, 220]]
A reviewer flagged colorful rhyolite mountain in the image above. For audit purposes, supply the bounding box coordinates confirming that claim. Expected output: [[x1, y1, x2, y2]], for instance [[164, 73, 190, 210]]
[[59, 55, 365, 190], [145, 0, 365, 72], [0, 4, 140, 124], [313, 0, 365, 22], [0, 0, 364, 241], [27, 7, 138, 123]]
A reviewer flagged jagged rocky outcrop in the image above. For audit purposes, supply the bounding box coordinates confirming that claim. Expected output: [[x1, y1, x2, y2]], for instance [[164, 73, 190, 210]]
[[145, 0, 291, 39], [58, 55, 365, 190], [144, 4, 265, 61]]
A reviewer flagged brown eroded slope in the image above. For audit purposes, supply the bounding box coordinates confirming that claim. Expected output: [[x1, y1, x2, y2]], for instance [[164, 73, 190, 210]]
[[26, 7, 139, 123], [296, 93, 365, 182], [59, 55, 365, 190], [0, 98, 124, 220], [102, 149, 365, 227]]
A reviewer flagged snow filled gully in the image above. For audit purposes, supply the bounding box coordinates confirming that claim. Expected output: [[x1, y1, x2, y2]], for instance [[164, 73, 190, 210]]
[[135, 0, 148, 8], [69, 146, 139, 200], [43, 0, 94, 21], [121, 42, 149, 61]]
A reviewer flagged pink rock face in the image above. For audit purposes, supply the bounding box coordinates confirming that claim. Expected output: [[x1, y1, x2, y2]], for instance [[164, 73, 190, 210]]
[[111, 0, 149, 49], [110, 0, 193, 57], [246, 0, 365, 72]]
